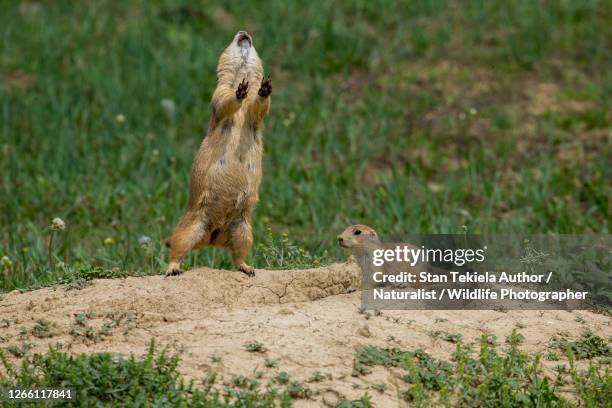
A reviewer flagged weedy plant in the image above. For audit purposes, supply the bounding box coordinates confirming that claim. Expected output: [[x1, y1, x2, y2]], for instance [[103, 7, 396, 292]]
[[264, 358, 279, 368], [6, 342, 31, 358], [254, 228, 327, 269], [1, 340, 361, 407], [274, 371, 290, 385], [352, 329, 611, 406], [335, 394, 373, 408], [550, 331, 611, 360], [308, 371, 325, 382], [243, 341, 267, 353], [30, 320, 53, 339]]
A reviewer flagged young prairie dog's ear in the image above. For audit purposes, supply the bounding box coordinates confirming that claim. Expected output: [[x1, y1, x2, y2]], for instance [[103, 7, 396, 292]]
[[360, 225, 378, 238]]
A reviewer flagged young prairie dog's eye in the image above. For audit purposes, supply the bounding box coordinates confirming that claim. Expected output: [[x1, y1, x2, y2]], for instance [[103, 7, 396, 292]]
[[354, 229, 362, 236]]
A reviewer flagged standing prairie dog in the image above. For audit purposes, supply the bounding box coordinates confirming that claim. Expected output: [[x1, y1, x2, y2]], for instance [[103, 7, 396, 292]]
[[165, 31, 271, 277]]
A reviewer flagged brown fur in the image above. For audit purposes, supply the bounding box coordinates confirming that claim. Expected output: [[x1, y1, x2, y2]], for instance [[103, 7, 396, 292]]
[[165, 31, 271, 277], [337, 224, 423, 289], [337, 224, 381, 260]]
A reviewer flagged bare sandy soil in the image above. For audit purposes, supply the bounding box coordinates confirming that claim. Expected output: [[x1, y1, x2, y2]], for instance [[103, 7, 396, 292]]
[[1, 263, 610, 407]]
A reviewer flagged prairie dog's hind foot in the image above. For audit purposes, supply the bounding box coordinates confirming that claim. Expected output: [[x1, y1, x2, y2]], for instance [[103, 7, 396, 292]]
[[165, 262, 184, 278], [238, 263, 255, 277]]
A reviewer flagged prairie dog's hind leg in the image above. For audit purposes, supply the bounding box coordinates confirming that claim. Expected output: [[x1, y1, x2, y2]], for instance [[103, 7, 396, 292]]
[[228, 218, 255, 277], [165, 212, 207, 277]]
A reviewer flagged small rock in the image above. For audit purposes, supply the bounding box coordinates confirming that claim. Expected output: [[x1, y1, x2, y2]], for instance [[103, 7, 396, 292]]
[[322, 389, 342, 407], [357, 325, 372, 338]]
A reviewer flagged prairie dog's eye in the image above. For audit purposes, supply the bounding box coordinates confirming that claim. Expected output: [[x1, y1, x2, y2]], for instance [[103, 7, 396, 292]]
[[354, 229, 362, 236]]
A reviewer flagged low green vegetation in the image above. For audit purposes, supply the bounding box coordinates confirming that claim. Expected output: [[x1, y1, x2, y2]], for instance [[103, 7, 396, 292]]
[[0, 341, 369, 407], [1, 0, 611, 292], [1, 333, 610, 406], [352, 330, 611, 407], [428, 330, 463, 343], [0, 343, 284, 407], [30, 320, 53, 339], [243, 341, 267, 353], [550, 331, 611, 360]]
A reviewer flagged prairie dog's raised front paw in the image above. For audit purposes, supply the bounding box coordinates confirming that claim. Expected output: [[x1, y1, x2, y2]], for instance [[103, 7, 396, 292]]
[[258, 76, 272, 97], [236, 78, 249, 100]]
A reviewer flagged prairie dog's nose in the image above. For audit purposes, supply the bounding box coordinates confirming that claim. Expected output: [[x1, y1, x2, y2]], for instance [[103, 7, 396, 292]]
[[236, 31, 252, 44], [337, 236, 344, 243]]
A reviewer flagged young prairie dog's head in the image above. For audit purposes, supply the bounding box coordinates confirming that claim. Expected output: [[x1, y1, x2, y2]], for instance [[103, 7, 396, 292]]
[[337, 224, 380, 256], [217, 31, 263, 89]]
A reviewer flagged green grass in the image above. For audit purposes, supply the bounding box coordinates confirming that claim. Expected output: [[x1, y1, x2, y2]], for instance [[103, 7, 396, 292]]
[[1, 0, 611, 291]]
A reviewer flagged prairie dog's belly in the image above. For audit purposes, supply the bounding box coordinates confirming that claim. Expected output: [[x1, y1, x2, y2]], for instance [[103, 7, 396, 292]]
[[203, 129, 261, 220]]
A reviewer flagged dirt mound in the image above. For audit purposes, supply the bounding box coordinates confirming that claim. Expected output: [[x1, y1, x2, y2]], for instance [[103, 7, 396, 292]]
[[1, 263, 610, 407], [0, 262, 360, 315]]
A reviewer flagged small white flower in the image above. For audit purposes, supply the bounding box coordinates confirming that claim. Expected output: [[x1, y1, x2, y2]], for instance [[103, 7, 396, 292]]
[[469, 107, 478, 116], [51, 217, 66, 231], [116, 113, 126, 123], [160, 99, 176, 116], [138, 235, 152, 247], [1, 255, 12, 269], [138, 235, 153, 254]]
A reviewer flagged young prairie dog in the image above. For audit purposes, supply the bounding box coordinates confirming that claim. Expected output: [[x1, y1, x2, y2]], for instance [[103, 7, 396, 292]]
[[165, 31, 271, 277], [337, 224, 382, 262], [337, 224, 423, 289]]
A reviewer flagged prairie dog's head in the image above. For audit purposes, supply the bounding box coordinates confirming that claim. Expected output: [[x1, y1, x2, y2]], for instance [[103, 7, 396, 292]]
[[217, 31, 263, 88], [337, 224, 379, 255]]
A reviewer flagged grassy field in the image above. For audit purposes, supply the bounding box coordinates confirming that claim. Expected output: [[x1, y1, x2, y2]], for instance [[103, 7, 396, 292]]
[[1, 0, 610, 291]]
